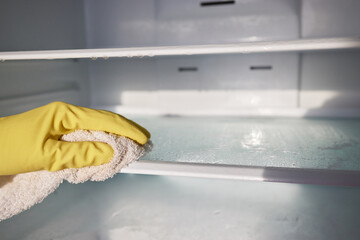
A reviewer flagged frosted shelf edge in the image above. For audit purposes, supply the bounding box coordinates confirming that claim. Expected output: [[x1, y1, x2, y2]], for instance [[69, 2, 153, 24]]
[[122, 160, 360, 187], [1, 37, 360, 61]]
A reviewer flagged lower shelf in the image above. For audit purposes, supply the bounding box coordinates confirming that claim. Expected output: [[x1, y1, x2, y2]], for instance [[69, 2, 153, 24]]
[[1, 174, 360, 240]]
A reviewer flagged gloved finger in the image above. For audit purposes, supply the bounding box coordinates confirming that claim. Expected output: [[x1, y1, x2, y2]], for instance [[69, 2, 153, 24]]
[[44, 139, 114, 172], [53, 102, 150, 145], [74, 108, 151, 145]]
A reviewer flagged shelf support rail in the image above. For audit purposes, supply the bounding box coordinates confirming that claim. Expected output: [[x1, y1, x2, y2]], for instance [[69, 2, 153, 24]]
[[122, 160, 360, 187], [1, 37, 360, 61]]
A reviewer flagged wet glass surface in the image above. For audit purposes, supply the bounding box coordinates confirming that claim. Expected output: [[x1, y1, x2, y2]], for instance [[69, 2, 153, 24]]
[[133, 116, 360, 170]]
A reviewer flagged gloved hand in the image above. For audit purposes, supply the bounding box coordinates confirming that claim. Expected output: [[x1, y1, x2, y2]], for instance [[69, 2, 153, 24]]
[[0, 101, 150, 175]]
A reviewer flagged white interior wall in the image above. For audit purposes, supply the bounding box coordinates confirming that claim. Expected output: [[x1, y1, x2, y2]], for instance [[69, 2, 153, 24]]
[[0, 0, 89, 116], [300, 51, 360, 109], [0, 0, 86, 51], [85, 0, 300, 48], [300, 0, 360, 109], [90, 54, 299, 109], [152, 0, 300, 45], [0, 0, 359, 116], [0, 60, 88, 117], [301, 0, 360, 39], [85, 0, 301, 109]]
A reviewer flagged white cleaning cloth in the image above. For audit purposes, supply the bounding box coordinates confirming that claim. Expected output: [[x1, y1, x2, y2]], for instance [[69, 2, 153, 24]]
[[0, 130, 150, 221]]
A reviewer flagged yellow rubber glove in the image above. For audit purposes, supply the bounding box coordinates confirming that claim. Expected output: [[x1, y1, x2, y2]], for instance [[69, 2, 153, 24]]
[[0, 101, 150, 175]]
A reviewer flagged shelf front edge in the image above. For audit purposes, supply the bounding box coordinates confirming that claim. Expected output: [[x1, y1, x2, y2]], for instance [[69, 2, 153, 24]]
[[1, 37, 360, 61], [122, 160, 360, 187]]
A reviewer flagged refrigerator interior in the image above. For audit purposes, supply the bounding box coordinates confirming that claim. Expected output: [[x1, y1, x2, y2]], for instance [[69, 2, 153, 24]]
[[0, 0, 360, 239]]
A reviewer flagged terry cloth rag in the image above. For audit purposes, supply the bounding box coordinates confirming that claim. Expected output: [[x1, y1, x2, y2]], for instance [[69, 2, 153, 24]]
[[0, 130, 151, 221]]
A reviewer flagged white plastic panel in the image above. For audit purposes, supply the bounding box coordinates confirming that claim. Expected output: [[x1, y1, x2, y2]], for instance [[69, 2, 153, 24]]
[[89, 58, 158, 106], [1, 174, 360, 240], [302, 0, 360, 38], [0, 1, 89, 116], [155, 0, 300, 45], [0, 60, 89, 116], [89, 53, 298, 109], [0, 0, 86, 51], [198, 53, 297, 90], [84, 0, 156, 48], [85, 0, 299, 48], [0, 89, 82, 118], [300, 51, 360, 109]]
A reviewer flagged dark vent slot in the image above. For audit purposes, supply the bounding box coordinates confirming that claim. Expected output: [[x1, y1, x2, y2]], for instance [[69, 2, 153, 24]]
[[178, 67, 198, 72], [250, 66, 273, 71], [200, 1, 235, 7]]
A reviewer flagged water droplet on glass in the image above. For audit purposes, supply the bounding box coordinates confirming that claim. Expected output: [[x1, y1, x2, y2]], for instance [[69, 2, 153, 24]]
[[213, 210, 221, 215]]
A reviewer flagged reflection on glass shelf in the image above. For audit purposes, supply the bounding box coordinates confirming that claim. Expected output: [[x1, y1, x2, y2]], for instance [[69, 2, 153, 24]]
[[131, 116, 360, 171]]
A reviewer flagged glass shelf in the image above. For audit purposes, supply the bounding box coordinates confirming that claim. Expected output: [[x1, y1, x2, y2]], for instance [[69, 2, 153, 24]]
[[1, 174, 359, 240], [133, 116, 360, 171]]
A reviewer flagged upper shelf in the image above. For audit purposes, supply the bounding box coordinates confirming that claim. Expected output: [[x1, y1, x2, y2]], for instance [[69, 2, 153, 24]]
[[1, 37, 360, 61], [119, 115, 360, 186], [132, 116, 360, 171]]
